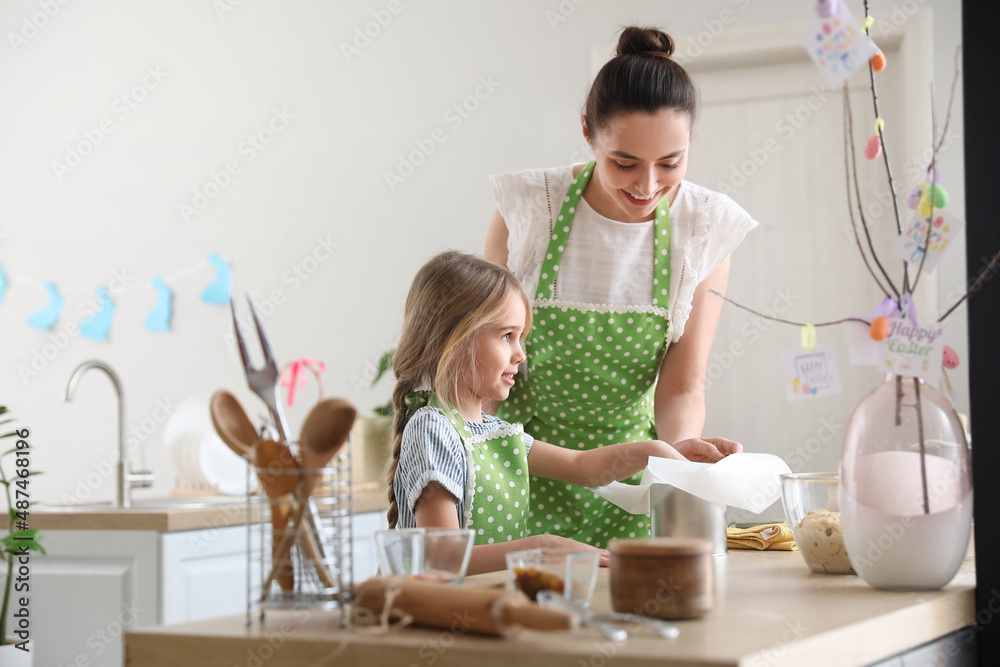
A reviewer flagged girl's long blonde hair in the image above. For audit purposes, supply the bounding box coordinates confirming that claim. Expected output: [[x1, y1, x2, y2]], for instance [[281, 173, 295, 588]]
[[385, 251, 531, 529]]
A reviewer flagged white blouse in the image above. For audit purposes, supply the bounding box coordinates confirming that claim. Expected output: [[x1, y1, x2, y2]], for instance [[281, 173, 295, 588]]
[[490, 164, 758, 343]]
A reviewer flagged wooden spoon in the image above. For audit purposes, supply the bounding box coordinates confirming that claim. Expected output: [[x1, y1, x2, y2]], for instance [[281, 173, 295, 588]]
[[209, 390, 258, 457], [252, 439, 301, 497], [252, 439, 301, 594], [299, 397, 358, 493], [262, 398, 357, 594]]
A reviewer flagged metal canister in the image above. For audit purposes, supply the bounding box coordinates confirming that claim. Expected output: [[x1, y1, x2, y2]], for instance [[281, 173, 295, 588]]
[[649, 484, 728, 556]]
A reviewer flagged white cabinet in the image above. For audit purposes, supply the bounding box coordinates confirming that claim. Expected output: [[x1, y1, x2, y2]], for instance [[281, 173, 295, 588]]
[[10, 526, 249, 667], [160, 526, 257, 626], [352, 510, 388, 583], [27, 530, 161, 667], [2, 510, 387, 667]]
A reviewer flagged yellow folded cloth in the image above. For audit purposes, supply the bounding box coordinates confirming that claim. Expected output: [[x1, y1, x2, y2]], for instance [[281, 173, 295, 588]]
[[727, 524, 798, 551]]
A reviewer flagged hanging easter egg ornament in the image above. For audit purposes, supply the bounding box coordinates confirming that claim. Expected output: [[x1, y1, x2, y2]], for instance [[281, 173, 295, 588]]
[[870, 315, 889, 341], [942, 345, 960, 370], [917, 195, 933, 218], [816, 0, 842, 18], [906, 185, 923, 210], [926, 165, 940, 184], [864, 135, 882, 160], [872, 50, 887, 72], [926, 183, 949, 208]]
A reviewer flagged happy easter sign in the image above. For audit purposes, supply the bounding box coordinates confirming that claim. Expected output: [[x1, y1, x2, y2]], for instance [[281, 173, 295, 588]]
[[878, 318, 944, 380]]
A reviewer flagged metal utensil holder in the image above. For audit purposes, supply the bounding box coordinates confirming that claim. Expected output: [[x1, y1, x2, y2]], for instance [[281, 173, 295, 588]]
[[245, 436, 354, 625]]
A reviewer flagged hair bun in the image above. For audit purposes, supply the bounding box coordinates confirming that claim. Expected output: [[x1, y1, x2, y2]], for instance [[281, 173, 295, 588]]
[[616, 26, 675, 59]]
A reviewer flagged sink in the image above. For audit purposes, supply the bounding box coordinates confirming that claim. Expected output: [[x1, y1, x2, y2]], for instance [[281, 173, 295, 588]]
[[40, 496, 248, 511]]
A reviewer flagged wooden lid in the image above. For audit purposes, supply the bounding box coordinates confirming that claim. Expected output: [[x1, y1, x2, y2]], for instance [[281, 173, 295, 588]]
[[608, 537, 714, 556]]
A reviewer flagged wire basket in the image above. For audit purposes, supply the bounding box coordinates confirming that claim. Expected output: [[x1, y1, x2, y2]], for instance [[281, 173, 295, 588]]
[[245, 437, 354, 624]]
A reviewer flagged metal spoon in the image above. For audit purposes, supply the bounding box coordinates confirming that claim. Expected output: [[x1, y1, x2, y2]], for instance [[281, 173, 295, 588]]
[[590, 611, 680, 639], [536, 590, 627, 642]]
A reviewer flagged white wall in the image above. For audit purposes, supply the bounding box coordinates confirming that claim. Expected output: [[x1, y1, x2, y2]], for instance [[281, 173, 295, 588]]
[[0, 0, 964, 505]]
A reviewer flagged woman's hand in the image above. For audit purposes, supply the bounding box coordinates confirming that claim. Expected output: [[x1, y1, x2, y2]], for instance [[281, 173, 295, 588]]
[[672, 437, 743, 462]]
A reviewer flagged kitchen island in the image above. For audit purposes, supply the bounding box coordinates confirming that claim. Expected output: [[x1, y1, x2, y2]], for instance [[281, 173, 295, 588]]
[[125, 542, 976, 667], [18, 486, 389, 667]]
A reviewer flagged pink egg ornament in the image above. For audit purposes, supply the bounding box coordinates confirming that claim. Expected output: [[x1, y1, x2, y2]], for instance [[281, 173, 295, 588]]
[[942, 345, 960, 370], [864, 135, 882, 160]]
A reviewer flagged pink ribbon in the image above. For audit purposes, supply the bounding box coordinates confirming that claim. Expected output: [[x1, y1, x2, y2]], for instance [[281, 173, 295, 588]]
[[281, 357, 326, 407]]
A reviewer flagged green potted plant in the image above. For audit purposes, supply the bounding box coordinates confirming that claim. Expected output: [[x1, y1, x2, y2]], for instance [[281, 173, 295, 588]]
[[353, 351, 395, 487], [1, 405, 44, 666]]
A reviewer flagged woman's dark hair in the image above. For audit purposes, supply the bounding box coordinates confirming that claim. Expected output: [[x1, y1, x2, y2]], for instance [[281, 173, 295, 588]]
[[584, 26, 697, 138]]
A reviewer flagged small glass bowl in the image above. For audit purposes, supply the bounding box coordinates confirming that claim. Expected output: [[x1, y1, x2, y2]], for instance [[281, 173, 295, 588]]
[[779, 472, 855, 575], [375, 527, 475, 584], [504, 549, 600, 608]]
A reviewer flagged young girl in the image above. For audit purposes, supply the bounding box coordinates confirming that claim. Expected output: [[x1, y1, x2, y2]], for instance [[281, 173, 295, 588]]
[[385, 251, 739, 574]]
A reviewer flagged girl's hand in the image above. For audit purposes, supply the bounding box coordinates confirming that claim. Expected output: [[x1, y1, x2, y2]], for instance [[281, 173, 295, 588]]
[[647, 439, 686, 461], [528, 533, 611, 567], [673, 437, 743, 463]]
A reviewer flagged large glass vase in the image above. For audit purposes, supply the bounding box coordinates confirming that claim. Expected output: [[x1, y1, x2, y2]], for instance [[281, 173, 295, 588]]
[[839, 374, 972, 590]]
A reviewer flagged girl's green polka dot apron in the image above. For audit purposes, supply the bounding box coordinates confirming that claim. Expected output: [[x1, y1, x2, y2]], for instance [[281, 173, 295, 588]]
[[498, 162, 671, 548], [415, 394, 532, 546]]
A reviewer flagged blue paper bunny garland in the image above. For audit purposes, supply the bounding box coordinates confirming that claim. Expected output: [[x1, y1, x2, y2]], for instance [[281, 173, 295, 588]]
[[6, 253, 230, 341]]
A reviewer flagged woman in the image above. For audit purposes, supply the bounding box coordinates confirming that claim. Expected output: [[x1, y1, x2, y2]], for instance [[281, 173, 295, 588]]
[[484, 26, 756, 547]]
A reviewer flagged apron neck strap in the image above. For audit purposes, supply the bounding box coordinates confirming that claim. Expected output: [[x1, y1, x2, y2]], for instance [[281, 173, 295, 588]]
[[415, 392, 472, 440], [536, 162, 671, 310]]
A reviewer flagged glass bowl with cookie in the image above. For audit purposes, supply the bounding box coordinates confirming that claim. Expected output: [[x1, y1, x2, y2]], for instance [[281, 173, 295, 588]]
[[780, 472, 856, 575]]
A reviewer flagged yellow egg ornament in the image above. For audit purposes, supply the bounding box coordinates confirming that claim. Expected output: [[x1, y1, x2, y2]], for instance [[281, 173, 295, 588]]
[[917, 195, 933, 218]]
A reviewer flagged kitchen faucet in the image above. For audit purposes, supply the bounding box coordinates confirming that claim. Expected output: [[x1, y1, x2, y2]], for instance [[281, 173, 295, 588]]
[[64, 360, 154, 508]]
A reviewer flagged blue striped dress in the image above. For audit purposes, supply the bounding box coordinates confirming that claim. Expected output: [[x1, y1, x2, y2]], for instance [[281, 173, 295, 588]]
[[393, 406, 534, 529]]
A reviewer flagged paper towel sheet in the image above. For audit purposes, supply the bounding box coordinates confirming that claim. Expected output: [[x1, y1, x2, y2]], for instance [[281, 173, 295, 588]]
[[590, 453, 792, 515]]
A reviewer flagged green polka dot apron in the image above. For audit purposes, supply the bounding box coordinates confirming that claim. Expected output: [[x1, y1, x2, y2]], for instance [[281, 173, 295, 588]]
[[418, 394, 532, 546], [498, 162, 671, 548]]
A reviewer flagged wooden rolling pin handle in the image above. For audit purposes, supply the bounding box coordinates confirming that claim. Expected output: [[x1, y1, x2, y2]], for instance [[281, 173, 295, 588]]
[[502, 603, 579, 631], [354, 576, 576, 636]]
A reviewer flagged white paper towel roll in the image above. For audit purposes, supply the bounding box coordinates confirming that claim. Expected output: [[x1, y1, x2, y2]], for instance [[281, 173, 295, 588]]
[[590, 452, 791, 515]]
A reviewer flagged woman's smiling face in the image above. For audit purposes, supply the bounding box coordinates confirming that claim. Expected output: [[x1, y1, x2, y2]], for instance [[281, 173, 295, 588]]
[[584, 108, 691, 223]]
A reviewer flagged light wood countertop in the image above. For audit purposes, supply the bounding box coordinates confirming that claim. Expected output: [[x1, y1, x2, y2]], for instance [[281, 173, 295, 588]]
[[32, 485, 389, 532], [125, 543, 976, 666]]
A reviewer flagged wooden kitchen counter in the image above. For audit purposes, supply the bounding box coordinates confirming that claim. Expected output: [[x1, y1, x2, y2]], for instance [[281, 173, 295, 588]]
[[125, 543, 976, 666], [32, 484, 388, 531]]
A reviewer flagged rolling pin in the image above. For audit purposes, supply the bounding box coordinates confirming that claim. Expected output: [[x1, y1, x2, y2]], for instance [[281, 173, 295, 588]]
[[354, 576, 579, 636]]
